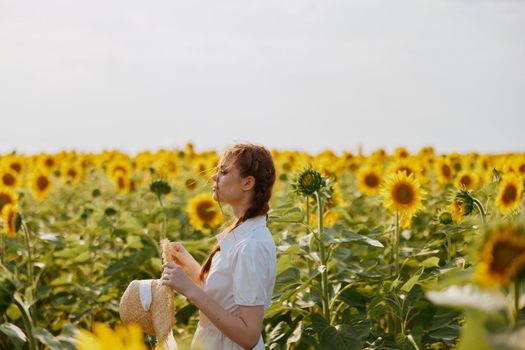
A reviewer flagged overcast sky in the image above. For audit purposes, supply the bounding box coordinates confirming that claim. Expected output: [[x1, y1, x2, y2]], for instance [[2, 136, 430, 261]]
[[1, 0, 524, 156]]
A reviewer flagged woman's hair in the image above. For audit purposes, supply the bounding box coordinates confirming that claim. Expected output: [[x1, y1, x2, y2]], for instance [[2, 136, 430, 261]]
[[198, 144, 276, 282]]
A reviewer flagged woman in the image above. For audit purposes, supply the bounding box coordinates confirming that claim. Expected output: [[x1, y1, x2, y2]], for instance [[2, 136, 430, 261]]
[[161, 144, 277, 350]]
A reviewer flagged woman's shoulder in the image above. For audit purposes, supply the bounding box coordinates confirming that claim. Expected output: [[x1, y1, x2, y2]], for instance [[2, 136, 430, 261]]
[[232, 227, 276, 257]]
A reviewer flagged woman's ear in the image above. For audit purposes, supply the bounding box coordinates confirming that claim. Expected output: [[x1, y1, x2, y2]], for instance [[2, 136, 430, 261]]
[[242, 176, 256, 191]]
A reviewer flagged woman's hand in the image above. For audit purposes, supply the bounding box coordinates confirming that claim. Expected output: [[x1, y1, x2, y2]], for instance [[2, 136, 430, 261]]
[[168, 242, 202, 285], [161, 262, 199, 297], [169, 242, 197, 270]]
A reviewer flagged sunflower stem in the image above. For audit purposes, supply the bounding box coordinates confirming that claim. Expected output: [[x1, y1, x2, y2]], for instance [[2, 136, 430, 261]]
[[394, 210, 400, 276], [472, 197, 486, 226], [157, 194, 168, 241], [0, 232, 4, 265], [514, 280, 521, 326], [14, 296, 37, 350], [86, 217, 95, 330], [446, 233, 452, 263], [305, 197, 312, 277], [21, 221, 35, 312], [314, 191, 331, 324]]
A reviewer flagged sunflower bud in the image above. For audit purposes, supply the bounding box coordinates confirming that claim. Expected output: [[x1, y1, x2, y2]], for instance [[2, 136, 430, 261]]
[[492, 168, 501, 183], [455, 189, 475, 216], [292, 168, 327, 197], [437, 210, 453, 225], [448, 189, 474, 222], [150, 179, 171, 197]]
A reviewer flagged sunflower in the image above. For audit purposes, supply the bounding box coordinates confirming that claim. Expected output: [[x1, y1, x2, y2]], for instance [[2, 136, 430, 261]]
[[435, 157, 454, 185], [474, 224, 525, 288], [3, 156, 26, 175], [186, 192, 222, 233], [37, 154, 58, 174], [448, 190, 474, 223], [0, 168, 19, 189], [0, 187, 17, 215], [514, 156, 525, 177], [394, 147, 410, 158], [292, 168, 327, 197], [2, 204, 17, 237], [155, 157, 179, 178], [76, 322, 147, 350], [380, 171, 426, 228], [60, 161, 83, 186], [111, 172, 132, 194], [454, 170, 479, 190], [496, 172, 523, 215], [30, 169, 52, 201], [357, 166, 383, 196], [107, 160, 133, 178]]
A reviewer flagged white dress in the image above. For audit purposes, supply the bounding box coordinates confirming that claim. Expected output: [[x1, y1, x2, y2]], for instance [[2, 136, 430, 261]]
[[190, 215, 277, 350]]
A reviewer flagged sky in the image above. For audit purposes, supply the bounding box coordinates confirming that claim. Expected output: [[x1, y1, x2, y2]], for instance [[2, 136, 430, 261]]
[[1, 0, 524, 156]]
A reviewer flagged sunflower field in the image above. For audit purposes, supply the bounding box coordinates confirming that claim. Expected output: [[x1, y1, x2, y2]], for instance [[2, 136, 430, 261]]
[[1, 144, 525, 350]]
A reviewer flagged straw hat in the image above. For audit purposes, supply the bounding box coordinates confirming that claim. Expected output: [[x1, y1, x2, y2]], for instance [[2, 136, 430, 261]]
[[119, 239, 178, 349]]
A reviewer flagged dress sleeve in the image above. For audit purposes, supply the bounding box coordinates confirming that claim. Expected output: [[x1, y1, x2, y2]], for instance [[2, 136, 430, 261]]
[[232, 240, 270, 306]]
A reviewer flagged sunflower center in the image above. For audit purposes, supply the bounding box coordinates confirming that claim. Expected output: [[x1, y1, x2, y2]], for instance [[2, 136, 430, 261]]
[[196, 201, 216, 221], [117, 177, 126, 189], [393, 183, 414, 205], [441, 164, 451, 178], [519, 164, 525, 174], [45, 158, 55, 168], [502, 184, 518, 205], [0, 193, 14, 212], [364, 173, 379, 188], [37, 175, 50, 191], [460, 175, 472, 187], [490, 242, 525, 275], [2, 173, 16, 187], [67, 169, 77, 178], [7, 209, 16, 228], [10, 162, 22, 173]]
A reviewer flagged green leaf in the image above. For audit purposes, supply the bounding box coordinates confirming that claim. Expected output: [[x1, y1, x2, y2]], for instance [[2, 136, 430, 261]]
[[322, 229, 384, 248], [286, 320, 303, 346], [33, 327, 62, 350], [401, 268, 424, 293], [306, 313, 330, 334], [421, 257, 440, 268], [320, 324, 363, 350], [0, 322, 27, 350], [269, 207, 304, 223], [126, 235, 143, 249]]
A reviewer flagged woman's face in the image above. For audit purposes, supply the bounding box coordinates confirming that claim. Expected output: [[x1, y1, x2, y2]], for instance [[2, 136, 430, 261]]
[[211, 158, 253, 204]]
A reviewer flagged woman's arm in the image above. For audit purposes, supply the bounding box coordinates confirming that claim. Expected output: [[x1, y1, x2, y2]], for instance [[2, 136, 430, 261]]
[[162, 263, 263, 349], [188, 287, 264, 349]]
